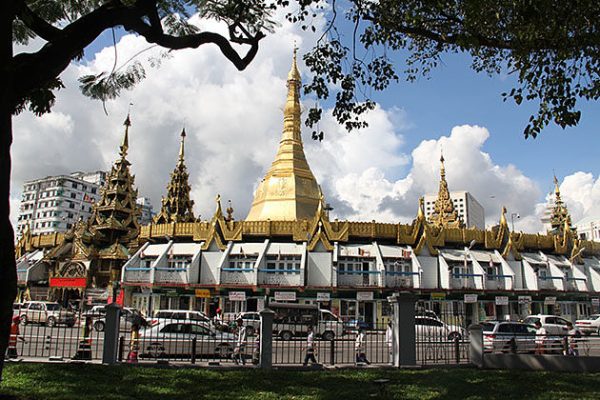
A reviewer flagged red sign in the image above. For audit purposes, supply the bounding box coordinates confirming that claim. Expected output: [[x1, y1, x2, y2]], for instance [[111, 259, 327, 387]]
[[49, 277, 87, 288]]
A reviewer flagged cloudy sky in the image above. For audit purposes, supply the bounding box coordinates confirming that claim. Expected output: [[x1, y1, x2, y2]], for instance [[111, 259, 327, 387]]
[[11, 9, 600, 233]]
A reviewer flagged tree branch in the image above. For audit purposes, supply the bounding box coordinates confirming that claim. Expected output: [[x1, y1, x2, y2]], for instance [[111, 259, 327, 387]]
[[14, 0, 62, 42]]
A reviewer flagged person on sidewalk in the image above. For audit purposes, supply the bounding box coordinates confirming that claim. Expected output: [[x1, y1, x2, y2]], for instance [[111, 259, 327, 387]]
[[355, 328, 370, 365], [127, 323, 141, 363], [385, 321, 393, 365], [565, 321, 581, 356], [6, 316, 25, 359], [303, 326, 318, 366], [233, 317, 247, 365], [534, 321, 547, 355], [72, 316, 93, 360]]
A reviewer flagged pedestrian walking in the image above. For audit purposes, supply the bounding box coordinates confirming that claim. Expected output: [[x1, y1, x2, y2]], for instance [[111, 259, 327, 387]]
[[252, 332, 260, 365], [534, 321, 547, 355], [303, 326, 318, 366], [355, 328, 370, 365], [565, 321, 581, 356], [72, 316, 93, 360], [385, 321, 393, 365], [233, 317, 247, 365], [6, 316, 25, 359], [127, 322, 141, 363]]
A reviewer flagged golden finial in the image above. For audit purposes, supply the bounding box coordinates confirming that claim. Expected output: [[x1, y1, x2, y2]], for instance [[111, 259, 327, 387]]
[[417, 197, 425, 220], [226, 200, 234, 221], [553, 173, 561, 197], [178, 127, 186, 164], [120, 113, 131, 157], [288, 44, 301, 82], [500, 206, 508, 228], [439, 151, 446, 178]]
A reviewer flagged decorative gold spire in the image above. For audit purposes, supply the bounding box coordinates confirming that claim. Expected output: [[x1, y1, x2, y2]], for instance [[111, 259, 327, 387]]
[[120, 113, 131, 158], [246, 49, 322, 221], [153, 128, 195, 224], [428, 153, 463, 228], [549, 175, 575, 235]]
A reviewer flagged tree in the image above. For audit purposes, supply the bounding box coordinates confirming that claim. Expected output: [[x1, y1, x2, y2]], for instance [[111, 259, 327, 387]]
[[303, 1, 600, 138], [1, 0, 284, 380]]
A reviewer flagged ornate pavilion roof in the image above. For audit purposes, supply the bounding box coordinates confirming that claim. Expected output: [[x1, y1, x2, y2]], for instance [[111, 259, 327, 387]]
[[153, 128, 196, 224], [428, 154, 463, 228], [549, 175, 576, 236]]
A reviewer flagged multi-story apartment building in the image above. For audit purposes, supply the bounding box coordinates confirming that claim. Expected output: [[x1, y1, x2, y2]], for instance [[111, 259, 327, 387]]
[[16, 171, 107, 237], [136, 197, 155, 225]]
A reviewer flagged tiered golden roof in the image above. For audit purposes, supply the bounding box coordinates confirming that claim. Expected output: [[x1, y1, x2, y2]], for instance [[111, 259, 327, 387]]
[[153, 128, 196, 224], [245, 49, 322, 221], [549, 175, 575, 235], [428, 154, 463, 228]]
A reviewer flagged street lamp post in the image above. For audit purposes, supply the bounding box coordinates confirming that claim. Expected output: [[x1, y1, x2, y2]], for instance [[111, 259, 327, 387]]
[[510, 213, 520, 231]]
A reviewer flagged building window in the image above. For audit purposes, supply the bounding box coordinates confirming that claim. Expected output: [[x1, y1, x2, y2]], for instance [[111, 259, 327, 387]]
[[91, 187, 96, 194], [70, 192, 76, 199], [228, 254, 257, 270], [338, 256, 374, 272], [167, 255, 192, 269], [72, 182, 78, 189], [384, 258, 411, 273], [265, 255, 301, 273]]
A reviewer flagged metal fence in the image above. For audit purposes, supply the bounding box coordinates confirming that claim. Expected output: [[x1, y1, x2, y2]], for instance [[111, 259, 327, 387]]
[[8, 316, 105, 361]]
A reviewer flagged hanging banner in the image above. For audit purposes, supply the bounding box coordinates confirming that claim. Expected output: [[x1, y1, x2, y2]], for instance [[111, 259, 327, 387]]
[[495, 296, 509, 306], [316, 292, 331, 301], [229, 291, 246, 301], [195, 289, 211, 298], [518, 296, 532, 304], [275, 291, 296, 301], [49, 277, 87, 288], [544, 296, 557, 305], [357, 292, 374, 301], [464, 294, 478, 304]]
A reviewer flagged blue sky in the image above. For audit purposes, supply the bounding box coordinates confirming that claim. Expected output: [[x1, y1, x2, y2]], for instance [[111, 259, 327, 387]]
[[11, 11, 600, 232]]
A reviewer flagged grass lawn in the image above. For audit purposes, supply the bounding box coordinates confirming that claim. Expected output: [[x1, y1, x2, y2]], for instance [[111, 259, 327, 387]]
[[1, 363, 599, 400]]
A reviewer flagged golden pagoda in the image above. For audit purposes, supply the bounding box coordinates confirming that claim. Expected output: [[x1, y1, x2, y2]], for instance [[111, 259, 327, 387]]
[[245, 49, 321, 221], [428, 154, 463, 228], [153, 128, 196, 224], [549, 175, 575, 235]]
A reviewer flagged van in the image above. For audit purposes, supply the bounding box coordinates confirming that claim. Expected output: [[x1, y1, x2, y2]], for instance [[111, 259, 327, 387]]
[[269, 302, 344, 341]]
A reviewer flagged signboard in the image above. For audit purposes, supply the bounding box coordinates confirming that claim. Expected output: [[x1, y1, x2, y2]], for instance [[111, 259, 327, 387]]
[[316, 292, 331, 301], [495, 296, 509, 306], [275, 291, 297, 301], [544, 296, 557, 305], [518, 296, 532, 304], [195, 289, 211, 298], [430, 292, 446, 300], [591, 298, 600, 307], [49, 277, 87, 288], [229, 291, 246, 301], [464, 294, 478, 304], [357, 292, 374, 301]]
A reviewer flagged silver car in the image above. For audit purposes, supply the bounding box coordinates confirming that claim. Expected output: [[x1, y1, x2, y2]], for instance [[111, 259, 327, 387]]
[[140, 320, 236, 358], [481, 321, 537, 353]]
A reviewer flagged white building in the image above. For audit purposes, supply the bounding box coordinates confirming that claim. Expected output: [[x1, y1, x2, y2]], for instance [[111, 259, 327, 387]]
[[576, 215, 600, 242], [16, 171, 107, 237], [136, 197, 155, 225], [424, 191, 485, 229]]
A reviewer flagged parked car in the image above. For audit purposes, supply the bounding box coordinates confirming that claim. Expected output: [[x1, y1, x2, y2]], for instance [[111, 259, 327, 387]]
[[415, 316, 464, 341], [575, 314, 600, 336], [343, 319, 373, 333], [522, 315, 570, 335], [481, 321, 537, 353], [140, 320, 236, 358], [270, 302, 345, 341], [19, 301, 75, 327], [150, 310, 210, 326], [236, 311, 261, 336], [92, 307, 144, 332]]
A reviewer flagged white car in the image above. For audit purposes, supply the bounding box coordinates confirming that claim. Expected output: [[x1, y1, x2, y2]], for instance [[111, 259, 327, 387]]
[[415, 316, 465, 341], [575, 314, 600, 336], [236, 312, 261, 336], [150, 309, 210, 326], [481, 321, 537, 353], [522, 315, 570, 335], [140, 320, 235, 358]]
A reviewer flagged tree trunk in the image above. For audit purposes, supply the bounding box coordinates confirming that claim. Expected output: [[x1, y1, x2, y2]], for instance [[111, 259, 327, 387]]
[[0, 0, 17, 382]]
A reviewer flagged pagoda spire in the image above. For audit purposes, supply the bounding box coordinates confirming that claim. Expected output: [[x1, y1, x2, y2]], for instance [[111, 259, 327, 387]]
[[549, 174, 575, 235], [428, 153, 463, 228], [246, 48, 322, 221], [120, 113, 131, 158], [154, 128, 195, 224]]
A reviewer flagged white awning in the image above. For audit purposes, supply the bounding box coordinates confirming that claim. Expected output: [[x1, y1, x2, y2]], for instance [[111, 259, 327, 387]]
[[379, 245, 412, 258], [469, 250, 502, 263], [440, 249, 467, 262], [545, 254, 570, 268], [265, 243, 304, 255], [339, 244, 376, 257], [522, 252, 546, 265]]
